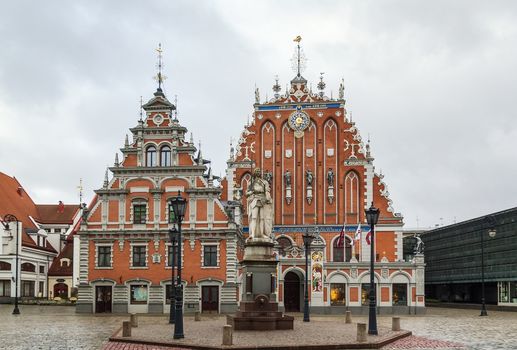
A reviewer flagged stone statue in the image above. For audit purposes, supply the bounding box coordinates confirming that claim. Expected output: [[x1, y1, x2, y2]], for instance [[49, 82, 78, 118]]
[[263, 170, 273, 185], [246, 168, 273, 241], [414, 234, 424, 254], [284, 169, 291, 187], [305, 169, 314, 187], [327, 168, 334, 186], [255, 87, 260, 104]]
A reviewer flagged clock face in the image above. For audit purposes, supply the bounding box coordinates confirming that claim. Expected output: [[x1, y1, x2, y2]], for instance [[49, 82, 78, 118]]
[[288, 110, 310, 132]]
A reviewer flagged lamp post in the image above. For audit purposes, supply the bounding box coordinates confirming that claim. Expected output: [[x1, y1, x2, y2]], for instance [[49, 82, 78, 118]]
[[2, 214, 20, 315], [169, 191, 187, 339], [302, 228, 315, 322], [480, 215, 497, 317], [365, 203, 380, 335], [168, 226, 178, 324]]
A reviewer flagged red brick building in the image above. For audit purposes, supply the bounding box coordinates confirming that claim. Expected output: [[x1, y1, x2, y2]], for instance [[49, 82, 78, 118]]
[[76, 72, 243, 313], [224, 45, 425, 313]]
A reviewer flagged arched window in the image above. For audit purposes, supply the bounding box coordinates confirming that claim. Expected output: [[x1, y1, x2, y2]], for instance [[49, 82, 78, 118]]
[[333, 237, 352, 262], [160, 146, 171, 167], [276, 237, 292, 256], [0, 261, 11, 271], [344, 171, 360, 223], [21, 262, 36, 272], [146, 146, 157, 167]]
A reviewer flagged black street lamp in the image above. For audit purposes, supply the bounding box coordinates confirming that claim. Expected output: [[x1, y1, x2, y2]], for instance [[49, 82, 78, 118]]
[[169, 191, 187, 339], [302, 228, 315, 322], [2, 214, 20, 315], [365, 203, 380, 335], [480, 215, 497, 317], [168, 226, 178, 324]]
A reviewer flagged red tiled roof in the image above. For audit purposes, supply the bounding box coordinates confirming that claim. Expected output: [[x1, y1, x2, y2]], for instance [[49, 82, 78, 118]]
[[36, 204, 79, 224], [48, 240, 73, 276]]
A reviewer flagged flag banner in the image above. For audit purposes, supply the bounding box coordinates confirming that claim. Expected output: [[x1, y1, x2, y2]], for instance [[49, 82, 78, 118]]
[[352, 223, 362, 246], [365, 229, 372, 245], [336, 222, 345, 247]]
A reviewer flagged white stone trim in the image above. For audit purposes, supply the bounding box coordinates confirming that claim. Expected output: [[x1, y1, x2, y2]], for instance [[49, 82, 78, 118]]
[[129, 242, 149, 268], [95, 243, 113, 269], [200, 241, 220, 268]]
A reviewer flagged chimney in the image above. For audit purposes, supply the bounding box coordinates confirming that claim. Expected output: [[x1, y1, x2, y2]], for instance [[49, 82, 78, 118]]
[[57, 201, 65, 213], [17, 187, 23, 196]]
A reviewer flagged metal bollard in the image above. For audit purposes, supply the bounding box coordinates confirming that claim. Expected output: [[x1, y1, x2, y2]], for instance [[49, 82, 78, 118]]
[[122, 321, 131, 337], [195, 311, 201, 321], [356, 323, 367, 342], [130, 313, 138, 327], [345, 310, 352, 324], [222, 325, 233, 345], [392, 316, 401, 331]]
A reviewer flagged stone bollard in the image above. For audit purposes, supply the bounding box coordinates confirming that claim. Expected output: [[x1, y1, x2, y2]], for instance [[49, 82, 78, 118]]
[[345, 310, 352, 324], [130, 313, 138, 328], [392, 316, 401, 331], [122, 321, 131, 337], [222, 325, 233, 346], [356, 323, 367, 343], [195, 311, 201, 321]]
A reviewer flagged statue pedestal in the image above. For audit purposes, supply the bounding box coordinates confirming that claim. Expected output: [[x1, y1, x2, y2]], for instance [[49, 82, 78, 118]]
[[227, 241, 294, 331]]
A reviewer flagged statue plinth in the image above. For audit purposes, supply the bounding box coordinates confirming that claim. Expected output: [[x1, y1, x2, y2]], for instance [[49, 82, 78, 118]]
[[227, 240, 294, 330]]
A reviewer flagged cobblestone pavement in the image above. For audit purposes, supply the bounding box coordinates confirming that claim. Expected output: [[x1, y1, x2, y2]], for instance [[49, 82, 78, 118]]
[[0, 304, 125, 350], [3, 305, 516, 350], [375, 307, 517, 349]]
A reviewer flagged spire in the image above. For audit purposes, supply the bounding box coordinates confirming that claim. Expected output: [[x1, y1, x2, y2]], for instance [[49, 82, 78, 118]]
[[114, 153, 120, 167], [290, 36, 307, 84], [124, 134, 129, 147], [229, 138, 235, 161], [103, 167, 109, 189], [153, 43, 167, 97], [77, 178, 83, 206], [139, 96, 143, 121], [255, 85, 260, 104], [208, 166, 214, 186], [272, 75, 281, 99], [190, 132, 194, 146], [317, 72, 326, 97], [173, 94, 178, 122], [197, 142, 203, 166]]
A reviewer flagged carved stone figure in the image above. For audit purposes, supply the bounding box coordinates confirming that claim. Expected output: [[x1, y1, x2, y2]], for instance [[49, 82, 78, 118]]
[[305, 169, 314, 187], [246, 168, 273, 241], [414, 234, 424, 254], [327, 168, 334, 186], [263, 170, 273, 185], [284, 169, 292, 187]]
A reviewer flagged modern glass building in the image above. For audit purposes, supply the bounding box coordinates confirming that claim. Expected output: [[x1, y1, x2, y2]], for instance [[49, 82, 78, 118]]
[[422, 207, 517, 307]]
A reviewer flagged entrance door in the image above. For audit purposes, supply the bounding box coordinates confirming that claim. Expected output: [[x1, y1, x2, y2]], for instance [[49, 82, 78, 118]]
[[284, 271, 301, 312], [201, 286, 219, 313], [95, 286, 112, 313], [54, 283, 68, 299]]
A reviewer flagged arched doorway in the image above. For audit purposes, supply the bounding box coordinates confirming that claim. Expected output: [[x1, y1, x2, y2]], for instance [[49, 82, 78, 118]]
[[284, 271, 301, 312], [54, 283, 68, 298]]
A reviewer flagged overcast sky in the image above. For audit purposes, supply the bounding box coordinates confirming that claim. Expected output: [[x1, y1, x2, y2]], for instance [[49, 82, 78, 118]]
[[1, 1, 516, 229]]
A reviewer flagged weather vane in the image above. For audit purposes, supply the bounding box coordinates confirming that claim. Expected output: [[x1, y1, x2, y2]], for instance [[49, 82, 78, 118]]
[[291, 36, 307, 77], [139, 96, 143, 121], [78, 178, 83, 205], [153, 43, 167, 90]]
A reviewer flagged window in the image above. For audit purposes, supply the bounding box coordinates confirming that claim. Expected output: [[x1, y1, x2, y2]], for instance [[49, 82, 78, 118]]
[[333, 237, 351, 262], [344, 171, 360, 223], [133, 203, 147, 224], [132, 246, 147, 267], [167, 245, 176, 267], [146, 146, 157, 167], [22, 281, 35, 297], [98, 246, 112, 267], [160, 146, 171, 167], [130, 284, 148, 304], [392, 283, 407, 305], [21, 263, 36, 273], [500, 282, 517, 304], [39, 281, 45, 297], [361, 283, 377, 306], [0, 261, 11, 271], [276, 237, 292, 256], [165, 284, 174, 304], [168, 204, 177, 224], [54, 228, 61, 233], [0, 280, 10, 297], [330, 283, 346, 306], [39, 266, 45, 274], [203, 245, 217, 267]]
